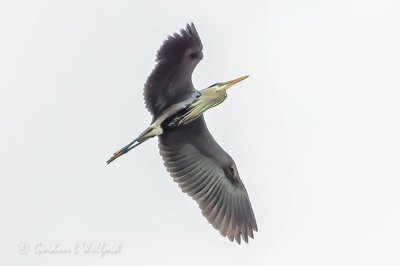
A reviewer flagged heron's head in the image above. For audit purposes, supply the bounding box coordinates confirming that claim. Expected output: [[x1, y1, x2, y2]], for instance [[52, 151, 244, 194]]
[[208, 75, 249, 92]]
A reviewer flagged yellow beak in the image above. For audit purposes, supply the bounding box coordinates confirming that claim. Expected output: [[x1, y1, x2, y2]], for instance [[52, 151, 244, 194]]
[[220, 75, 249, 90]]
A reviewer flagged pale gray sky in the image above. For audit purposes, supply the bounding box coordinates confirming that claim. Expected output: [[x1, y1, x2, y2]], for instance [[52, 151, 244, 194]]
[[1, 0, 400, 265]]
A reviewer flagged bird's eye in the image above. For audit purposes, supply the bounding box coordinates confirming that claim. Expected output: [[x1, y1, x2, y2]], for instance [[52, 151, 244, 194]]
[[210, 83, 218, 87]]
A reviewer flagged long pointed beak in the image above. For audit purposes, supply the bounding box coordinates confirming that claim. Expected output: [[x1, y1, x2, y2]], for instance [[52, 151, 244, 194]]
[[222, 75, 249, 90]]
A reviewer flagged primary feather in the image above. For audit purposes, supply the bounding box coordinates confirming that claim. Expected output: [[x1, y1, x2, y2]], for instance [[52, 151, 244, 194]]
[[144, 23, 203, 118]]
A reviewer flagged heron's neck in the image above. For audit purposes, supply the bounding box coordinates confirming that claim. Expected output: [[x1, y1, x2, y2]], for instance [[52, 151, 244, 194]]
[[165, 90, 226, 127], [196, 89, 227, 112]]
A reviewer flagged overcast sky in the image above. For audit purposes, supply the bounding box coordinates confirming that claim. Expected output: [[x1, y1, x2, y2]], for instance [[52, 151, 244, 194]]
[[1, 0, 400, 265]]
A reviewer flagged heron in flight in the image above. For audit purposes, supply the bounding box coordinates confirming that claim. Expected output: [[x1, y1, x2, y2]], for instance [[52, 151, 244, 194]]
[[107, 23, 257, 244]]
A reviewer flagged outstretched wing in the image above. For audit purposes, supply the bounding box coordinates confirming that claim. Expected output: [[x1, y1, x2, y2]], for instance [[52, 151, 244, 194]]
[[144, 23, 203, 118], [158, 117, 257, 244]]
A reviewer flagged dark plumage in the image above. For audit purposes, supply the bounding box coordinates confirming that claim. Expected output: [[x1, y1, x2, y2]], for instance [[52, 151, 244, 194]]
[[107, 23, 257, 244], [144, 23, 203, 119], [159, 117, 257, 243]]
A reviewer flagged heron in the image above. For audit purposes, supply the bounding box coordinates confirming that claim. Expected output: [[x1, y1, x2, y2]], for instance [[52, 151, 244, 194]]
[[107, 23, 257, 244]]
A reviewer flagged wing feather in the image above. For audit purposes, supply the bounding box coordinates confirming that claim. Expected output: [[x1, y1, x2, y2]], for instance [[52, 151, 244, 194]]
[[158, 117, 257, 243], [144, 23, 203, 118]]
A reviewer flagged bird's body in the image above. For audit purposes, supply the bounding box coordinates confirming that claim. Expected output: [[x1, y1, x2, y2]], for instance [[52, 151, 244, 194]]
[[107, 23, 257, 244]]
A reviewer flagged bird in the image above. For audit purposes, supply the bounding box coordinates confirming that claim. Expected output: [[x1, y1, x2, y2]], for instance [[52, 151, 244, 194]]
[[107, 23, 257, 244]]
